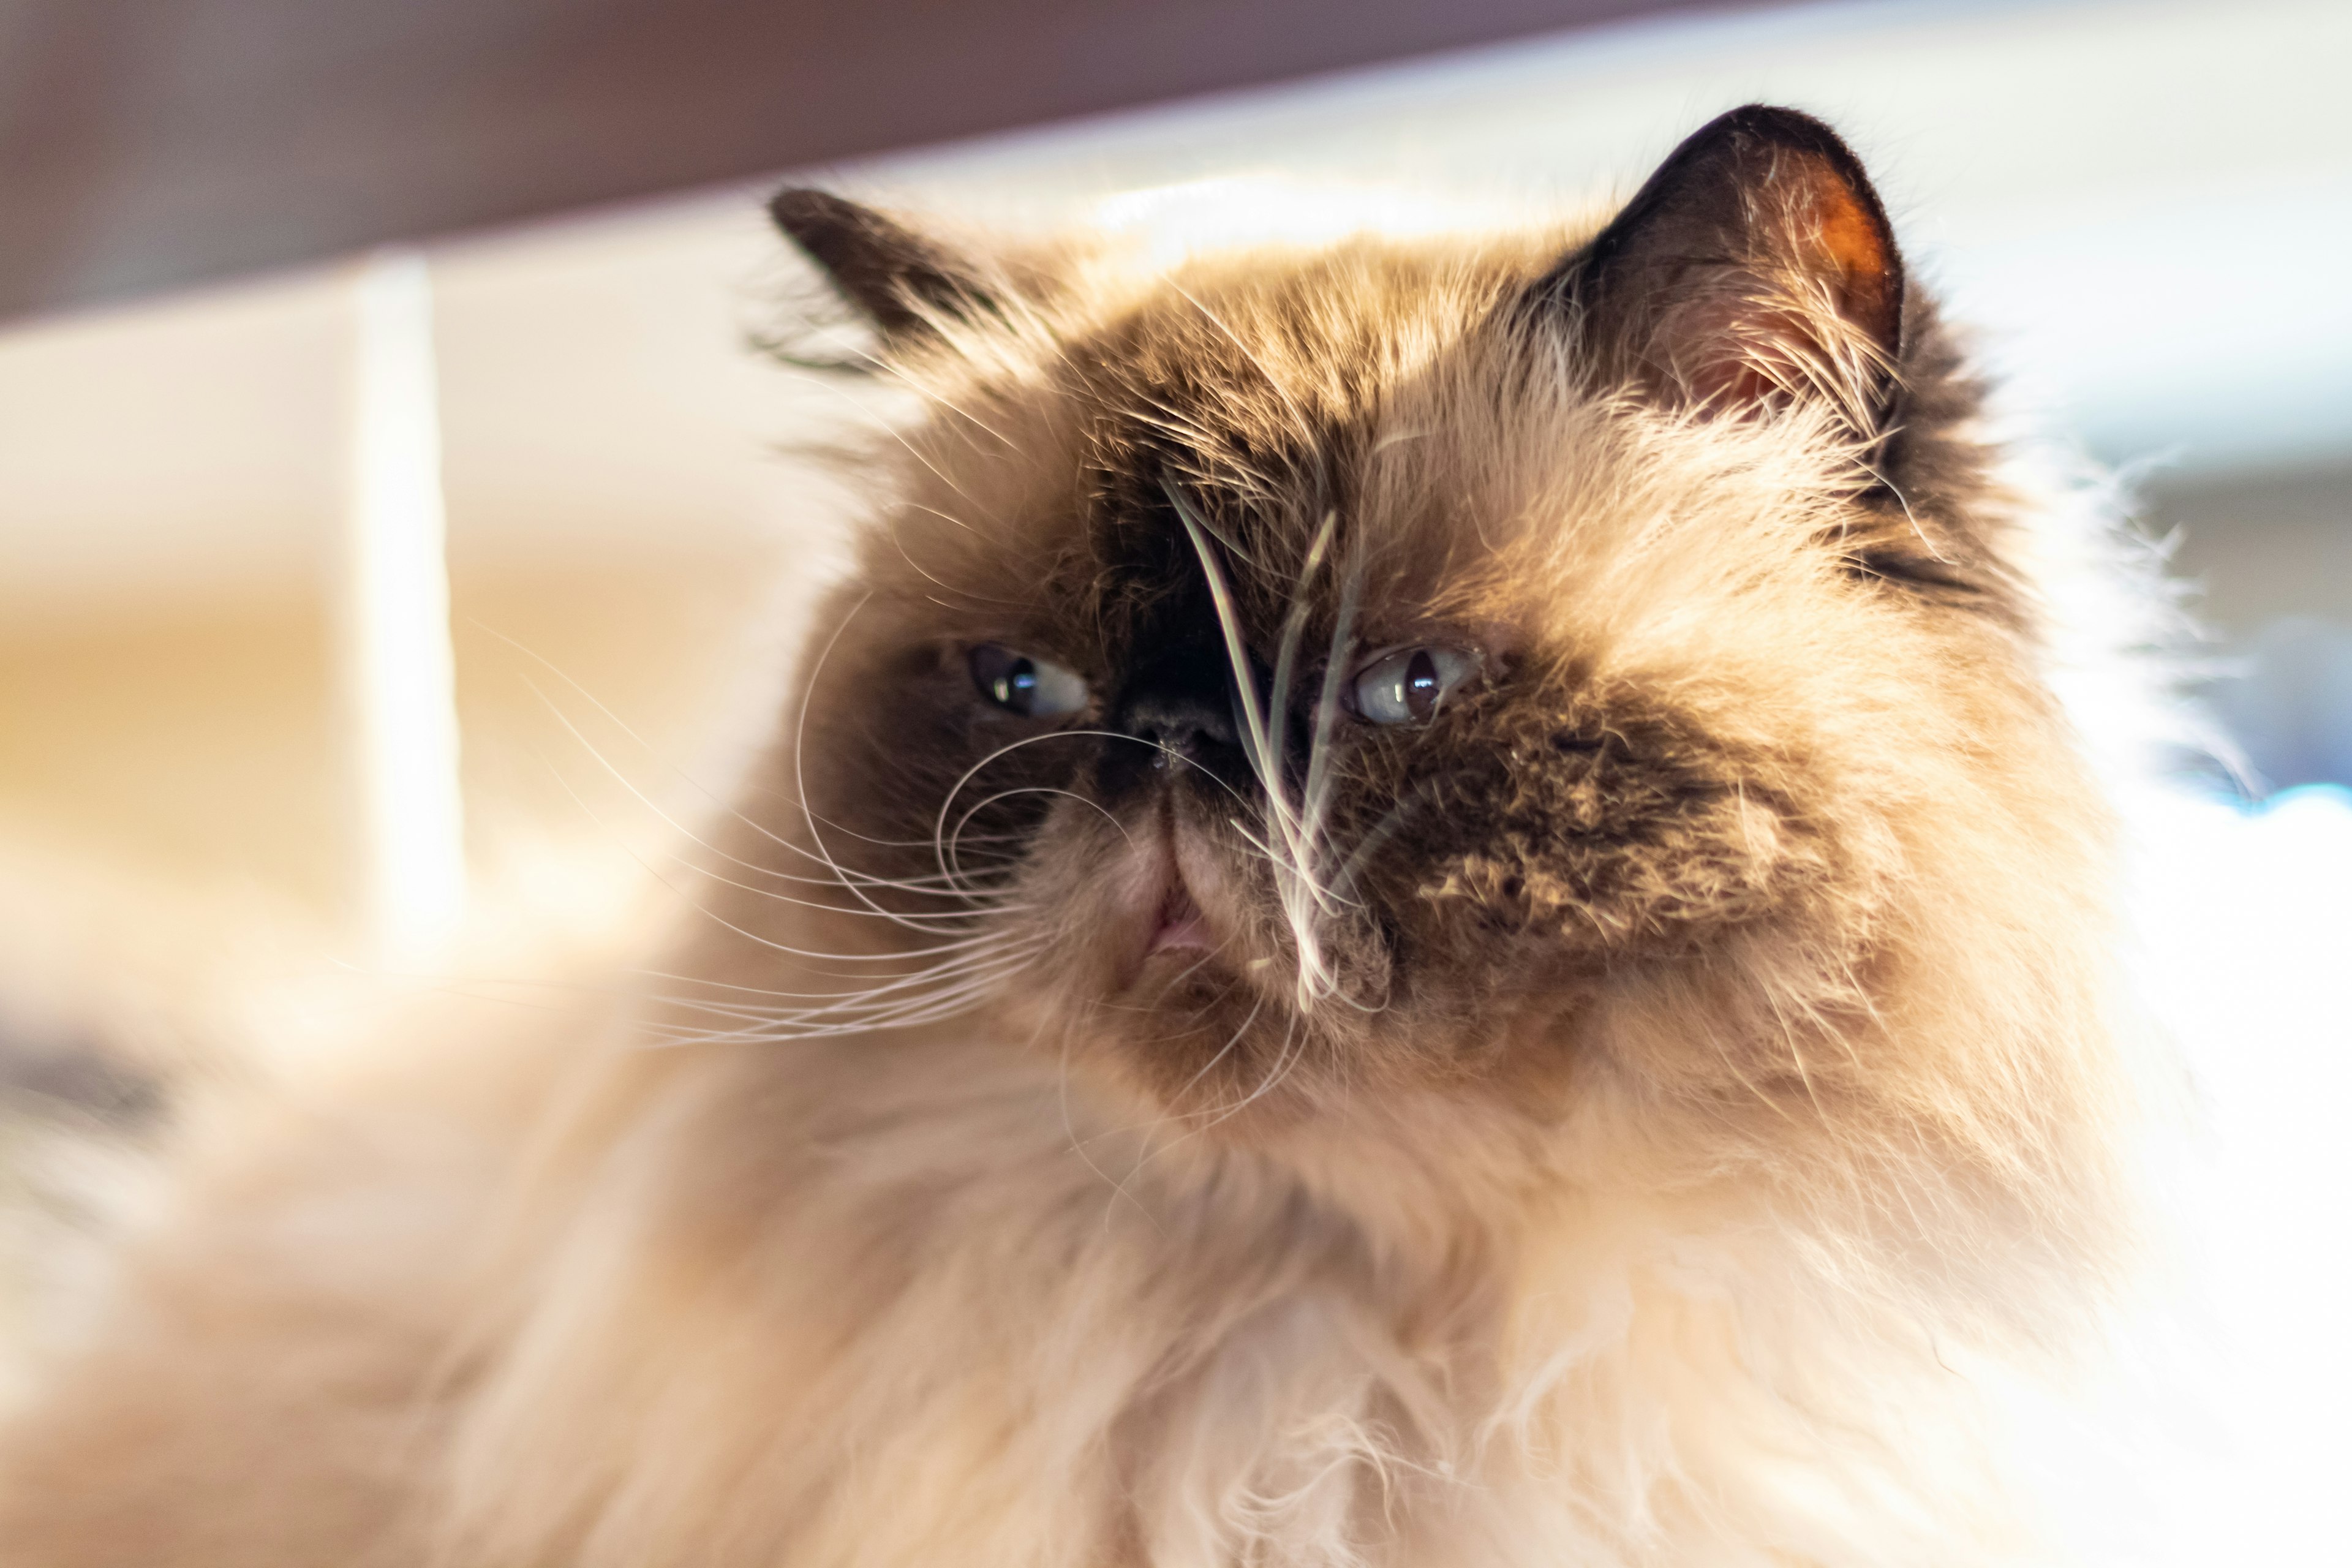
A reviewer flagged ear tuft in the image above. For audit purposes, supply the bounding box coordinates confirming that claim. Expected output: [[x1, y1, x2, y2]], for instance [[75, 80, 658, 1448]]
[[767, 189, 998, 348], [1539, 105, 1905, 430]]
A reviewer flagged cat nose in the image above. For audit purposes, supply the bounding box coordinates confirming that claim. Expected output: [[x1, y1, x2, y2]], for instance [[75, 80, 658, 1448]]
[[1099, 640, 1259, 803], [1118, 687, 1241, 758], [1110, 641, 1247, 764]]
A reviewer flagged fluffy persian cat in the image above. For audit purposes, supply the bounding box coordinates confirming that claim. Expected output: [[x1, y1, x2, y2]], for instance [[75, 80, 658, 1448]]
[[0, 107, 2162, 1565]]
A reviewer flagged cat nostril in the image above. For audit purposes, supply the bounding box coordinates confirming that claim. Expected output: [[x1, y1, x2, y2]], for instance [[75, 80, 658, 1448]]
[[1112, 640, 1250, 766], [1133, 716, 1217, 756], [1116, 690, 1240, 758]]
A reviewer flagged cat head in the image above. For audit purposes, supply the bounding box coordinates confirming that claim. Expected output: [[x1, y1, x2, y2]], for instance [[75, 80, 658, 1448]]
[[734, 108, 2107, 1180]]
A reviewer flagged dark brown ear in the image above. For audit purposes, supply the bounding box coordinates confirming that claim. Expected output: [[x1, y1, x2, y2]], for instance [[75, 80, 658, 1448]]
[[1537, 105, 1904, 430], [767, 189, 999, 345]]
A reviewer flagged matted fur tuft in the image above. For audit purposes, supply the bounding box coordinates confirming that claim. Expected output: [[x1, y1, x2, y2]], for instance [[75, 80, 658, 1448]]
[[0, 108, 2168, 1567]]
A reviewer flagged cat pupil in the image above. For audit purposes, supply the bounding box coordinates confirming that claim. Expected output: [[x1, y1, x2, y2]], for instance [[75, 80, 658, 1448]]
[[970, 644, 1087, 718], [997, 660, 1037, 709], [1353, 644, 1471, 725], [1405, 651, 1440, 720]]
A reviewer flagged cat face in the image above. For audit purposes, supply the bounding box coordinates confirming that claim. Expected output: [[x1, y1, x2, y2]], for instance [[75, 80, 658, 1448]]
[[757, 110, 2075, 1137]]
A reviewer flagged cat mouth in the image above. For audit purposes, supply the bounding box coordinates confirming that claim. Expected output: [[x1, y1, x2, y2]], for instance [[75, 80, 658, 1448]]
[[1120, 812, 1231, 979], [1147, 881, 1212, 957]]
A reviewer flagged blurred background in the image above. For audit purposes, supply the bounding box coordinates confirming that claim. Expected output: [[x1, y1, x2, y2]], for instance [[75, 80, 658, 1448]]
[[1, 0, 2348, 1540]]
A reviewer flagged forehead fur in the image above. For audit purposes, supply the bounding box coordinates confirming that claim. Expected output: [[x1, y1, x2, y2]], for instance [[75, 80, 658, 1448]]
[[867, 228, 1991, 708]]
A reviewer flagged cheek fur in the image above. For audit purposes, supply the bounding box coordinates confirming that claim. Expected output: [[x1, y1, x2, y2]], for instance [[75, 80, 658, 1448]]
[[1344, 681, 1839, 972], [796, 638, 1097, 890]]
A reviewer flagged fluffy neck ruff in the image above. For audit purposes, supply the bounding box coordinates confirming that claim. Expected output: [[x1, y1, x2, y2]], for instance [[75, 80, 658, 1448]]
[[439, 952, 2124, 1568]]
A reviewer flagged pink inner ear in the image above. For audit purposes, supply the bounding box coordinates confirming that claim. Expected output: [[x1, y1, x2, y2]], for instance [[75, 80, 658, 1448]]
[[1651, 153, 1901, 421], [1658, 288, 1856, 418], [1668, 293, 1815, 414], [1800, 169, 1902, 353]]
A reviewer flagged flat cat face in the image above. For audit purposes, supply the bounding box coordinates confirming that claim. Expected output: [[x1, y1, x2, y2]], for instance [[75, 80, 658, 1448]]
[[753, 109, 2089, 1144]]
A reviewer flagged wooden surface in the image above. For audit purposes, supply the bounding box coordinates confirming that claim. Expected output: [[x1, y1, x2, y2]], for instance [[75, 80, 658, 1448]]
[[0, 0, 1716, 321]]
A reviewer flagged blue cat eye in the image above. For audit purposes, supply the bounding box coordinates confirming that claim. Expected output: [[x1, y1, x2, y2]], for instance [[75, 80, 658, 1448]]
[[968, 644, 1090, 718], [1351, 645, 1479, 725]]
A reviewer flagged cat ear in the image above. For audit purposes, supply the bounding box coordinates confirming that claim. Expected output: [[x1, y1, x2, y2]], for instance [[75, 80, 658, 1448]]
[[767, 189, 1000, 347], [1539, 105, 1904, 431]]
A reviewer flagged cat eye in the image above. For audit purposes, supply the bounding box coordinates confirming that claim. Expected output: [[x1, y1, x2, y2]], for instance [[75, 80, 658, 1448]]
[[968, 644, 1090, 718], [1351, 645, 1480, 726]]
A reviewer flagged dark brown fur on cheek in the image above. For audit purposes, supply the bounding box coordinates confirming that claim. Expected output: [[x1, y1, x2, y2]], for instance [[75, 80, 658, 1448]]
[[1349, 668, 1839, 974], [750, 590, 1108, 933]]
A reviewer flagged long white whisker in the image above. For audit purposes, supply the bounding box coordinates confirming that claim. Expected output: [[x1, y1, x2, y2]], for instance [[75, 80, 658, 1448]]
[[945, 785, 1125, 888], [1267, 508, 1339, 842], [930, 728, 1142, 891], [1155, 1008, 1308, 1152], [522, 745, 1012, 966], [635, 940, 1049, 1045], [1169, 480, 1346, 1012], [644, 965, 1033, 1036], [491, 627, 1005, 911], [794, 371, 1000, 519], [791, 594, 967, 934], [522, 683, 1003, 915], [1303, 544, 1366, 879], [673, 862, 1015, 932]]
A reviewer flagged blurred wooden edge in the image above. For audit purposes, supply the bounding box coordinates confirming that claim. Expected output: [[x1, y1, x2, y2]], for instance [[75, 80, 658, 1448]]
[[0, 0, 1731, 323]]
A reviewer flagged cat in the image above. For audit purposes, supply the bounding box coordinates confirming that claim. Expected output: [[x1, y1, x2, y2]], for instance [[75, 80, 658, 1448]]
[[0, 105, 2162, 1566]]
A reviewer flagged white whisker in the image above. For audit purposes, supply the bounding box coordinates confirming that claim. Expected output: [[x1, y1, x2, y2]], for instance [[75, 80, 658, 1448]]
[[1169, 480, 1352, 1014], [491, 627, 1012, 917], [930, 728, 1141, 891]]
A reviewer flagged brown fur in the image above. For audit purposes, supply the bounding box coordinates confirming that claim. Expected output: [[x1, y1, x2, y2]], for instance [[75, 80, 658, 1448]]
[[0, 108, 2154, 1566]]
